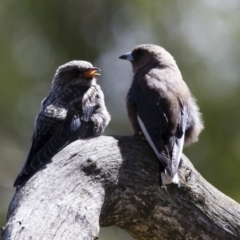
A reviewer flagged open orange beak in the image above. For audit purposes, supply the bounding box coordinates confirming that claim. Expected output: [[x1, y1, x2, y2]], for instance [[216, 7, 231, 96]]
[[82, 67, 101, 78]]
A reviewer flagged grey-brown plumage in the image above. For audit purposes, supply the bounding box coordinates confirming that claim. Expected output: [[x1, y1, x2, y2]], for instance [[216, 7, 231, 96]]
[[14, 60, 111, 187], [119, 44, 203, 186]]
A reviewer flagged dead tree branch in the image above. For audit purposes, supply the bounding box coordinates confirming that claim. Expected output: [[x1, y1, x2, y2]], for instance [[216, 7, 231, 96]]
[[2, 136, 240, 240]]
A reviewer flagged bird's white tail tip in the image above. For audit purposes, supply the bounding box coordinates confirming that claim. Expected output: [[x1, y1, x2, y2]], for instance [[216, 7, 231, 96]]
[[161, 172, 179, 185]]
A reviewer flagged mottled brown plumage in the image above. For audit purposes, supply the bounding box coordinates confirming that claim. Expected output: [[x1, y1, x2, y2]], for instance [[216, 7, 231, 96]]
[[119, 44, 203, 185], [14, 60, 110, 187]]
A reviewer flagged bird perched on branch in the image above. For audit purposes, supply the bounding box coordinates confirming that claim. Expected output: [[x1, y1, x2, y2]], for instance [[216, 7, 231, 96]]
[[119, 44, 203, 186], [14, 60, 111, 187]]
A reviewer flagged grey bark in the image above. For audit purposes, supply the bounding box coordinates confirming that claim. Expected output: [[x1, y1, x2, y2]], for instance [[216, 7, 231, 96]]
[[2, 135, 240, 240]]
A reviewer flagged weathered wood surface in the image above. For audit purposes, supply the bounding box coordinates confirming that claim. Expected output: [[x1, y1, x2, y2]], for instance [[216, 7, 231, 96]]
[[2, 136, 240, 240]]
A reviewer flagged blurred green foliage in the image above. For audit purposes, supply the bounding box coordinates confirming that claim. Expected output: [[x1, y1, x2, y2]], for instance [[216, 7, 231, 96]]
[[1, 1, 240, 239]]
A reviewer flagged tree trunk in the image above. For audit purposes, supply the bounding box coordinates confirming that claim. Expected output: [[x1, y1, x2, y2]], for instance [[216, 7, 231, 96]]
[[2, 136, 240, 240]]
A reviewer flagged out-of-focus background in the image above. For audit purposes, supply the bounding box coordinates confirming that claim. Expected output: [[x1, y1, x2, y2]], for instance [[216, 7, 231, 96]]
[[1, 1, 240, 239]]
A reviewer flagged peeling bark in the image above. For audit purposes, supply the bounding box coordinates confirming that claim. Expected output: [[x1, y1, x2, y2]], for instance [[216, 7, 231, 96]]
[[2, 136, 240, 240]]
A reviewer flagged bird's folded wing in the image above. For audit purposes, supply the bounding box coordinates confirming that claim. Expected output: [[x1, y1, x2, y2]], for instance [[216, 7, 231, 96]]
[[129, 78, 169, 170], [136, 100, 169, 170], [14, 112, 94, 187], [132, 91, 168, 170]]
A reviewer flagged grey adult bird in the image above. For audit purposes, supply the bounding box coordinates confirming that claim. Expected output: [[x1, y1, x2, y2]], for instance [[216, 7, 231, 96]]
[[119, 44, 203, 186], [14, 60, 111, 187]]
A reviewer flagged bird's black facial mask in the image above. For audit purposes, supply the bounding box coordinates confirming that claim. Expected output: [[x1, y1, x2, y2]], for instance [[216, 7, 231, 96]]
[[58, 69, 80, 82]]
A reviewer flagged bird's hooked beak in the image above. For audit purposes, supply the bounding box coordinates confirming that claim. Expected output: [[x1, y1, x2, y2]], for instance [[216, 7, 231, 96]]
[[119, 52, 134, 61], [82, 67, 101, 78]]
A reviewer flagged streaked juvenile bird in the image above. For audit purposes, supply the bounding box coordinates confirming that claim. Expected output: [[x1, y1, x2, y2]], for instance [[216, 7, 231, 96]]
[[119, 44, 203, 186], [14, 60, 111, 187]]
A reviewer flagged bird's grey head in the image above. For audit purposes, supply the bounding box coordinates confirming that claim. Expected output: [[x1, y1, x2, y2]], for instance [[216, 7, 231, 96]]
[[119, 44, 176, 73], [53, 60, 101, 86]]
